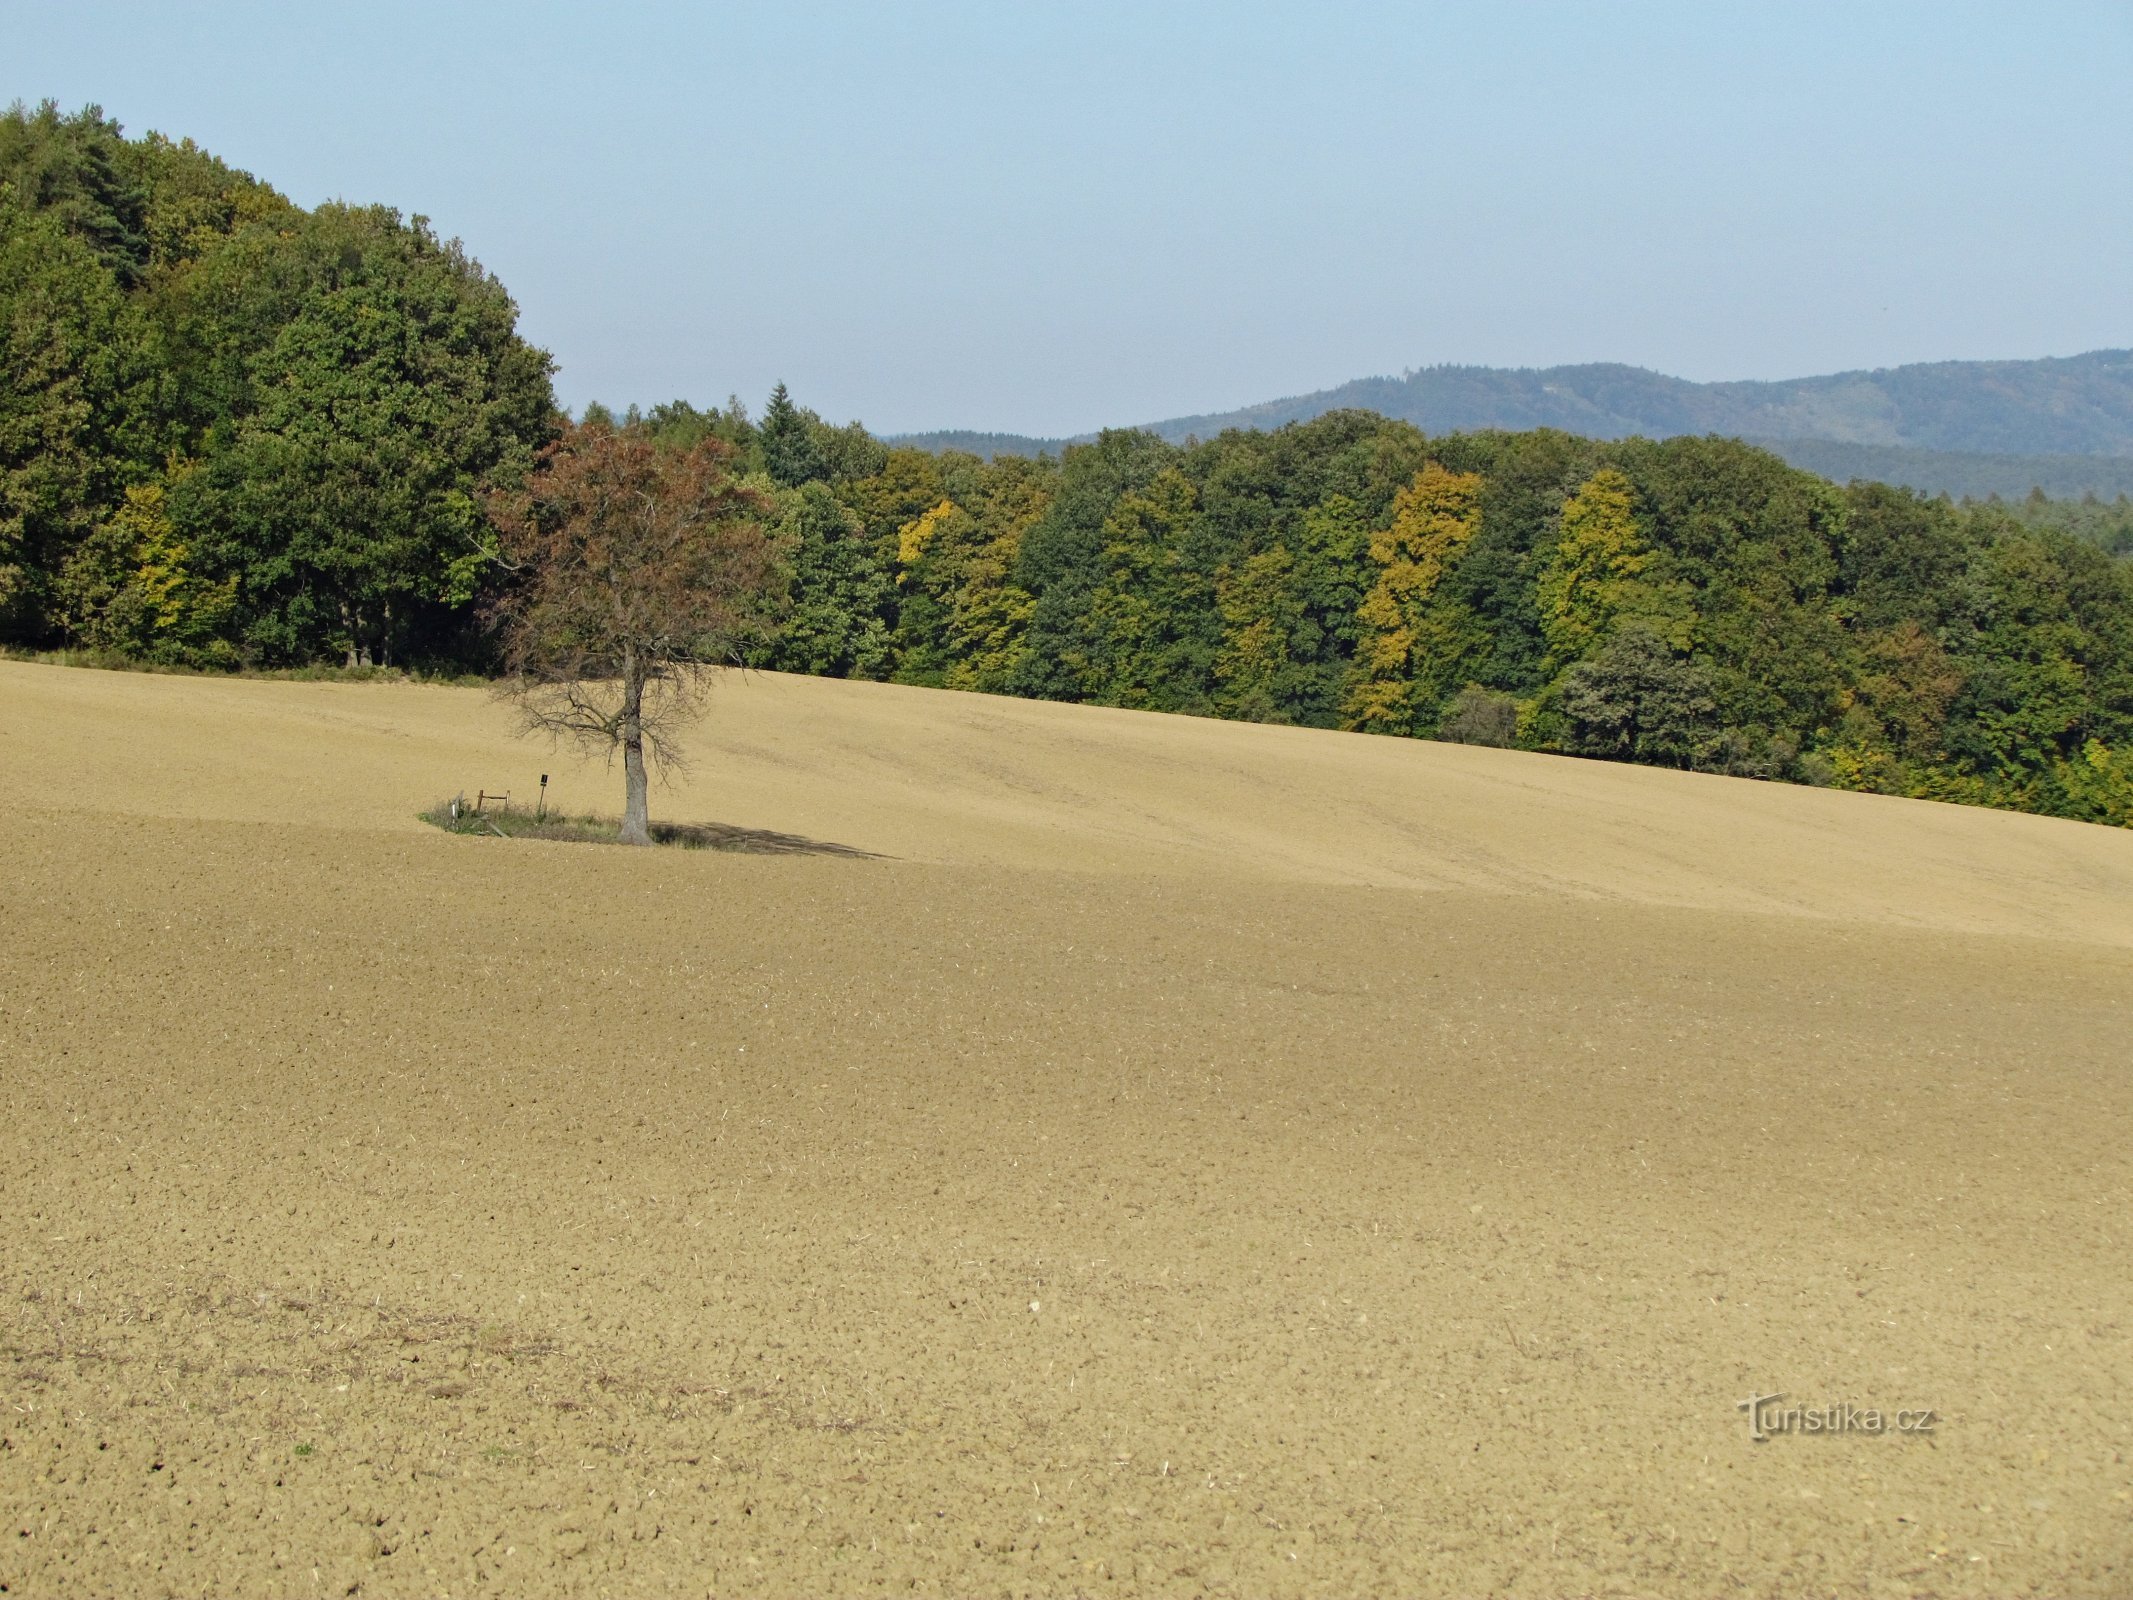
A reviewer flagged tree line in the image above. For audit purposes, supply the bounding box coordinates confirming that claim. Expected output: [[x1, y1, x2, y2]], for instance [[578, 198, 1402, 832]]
[[6, 102, 2131, 829], [1, 101, 552, 667], [725, 407, 2133, 827]]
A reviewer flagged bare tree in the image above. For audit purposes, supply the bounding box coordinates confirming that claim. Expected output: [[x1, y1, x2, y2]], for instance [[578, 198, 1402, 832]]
[[486, 421, 780, 845]]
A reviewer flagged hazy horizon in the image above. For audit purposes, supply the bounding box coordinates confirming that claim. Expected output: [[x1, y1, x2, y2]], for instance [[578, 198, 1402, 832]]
[[882, 347, 2133, 444], [11, 0, 2130, 436]]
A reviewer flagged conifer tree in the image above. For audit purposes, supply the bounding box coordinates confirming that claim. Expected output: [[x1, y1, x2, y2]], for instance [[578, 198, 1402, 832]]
[[759, 382, 825, 488]]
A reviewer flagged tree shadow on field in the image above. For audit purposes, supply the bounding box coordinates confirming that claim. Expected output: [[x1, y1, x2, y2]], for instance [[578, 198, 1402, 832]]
[[651, 820, 883, 858]]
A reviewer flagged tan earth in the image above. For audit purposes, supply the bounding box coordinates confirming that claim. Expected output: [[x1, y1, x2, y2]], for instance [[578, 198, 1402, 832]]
[[2, 658, 2130, 1598]]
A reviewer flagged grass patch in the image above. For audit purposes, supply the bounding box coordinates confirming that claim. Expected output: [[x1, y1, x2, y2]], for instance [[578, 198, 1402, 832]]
[[1, 645, 489, 687], [419, 798, 880, 857]]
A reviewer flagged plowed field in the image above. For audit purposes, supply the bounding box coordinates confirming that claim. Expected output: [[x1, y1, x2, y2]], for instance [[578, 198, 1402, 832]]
[[3, 661, 2129, 1596]]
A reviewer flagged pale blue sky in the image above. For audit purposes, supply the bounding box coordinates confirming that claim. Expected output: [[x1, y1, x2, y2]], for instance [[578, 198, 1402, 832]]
[[9, 1, 2130, 435]]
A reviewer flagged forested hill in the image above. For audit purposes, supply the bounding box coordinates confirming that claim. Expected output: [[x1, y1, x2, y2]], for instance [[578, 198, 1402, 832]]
[[0, 101, 555, 665], [7, 102, 2133, 833], [894, 352, 2133, 500], [1137, 352, 2133, 456]]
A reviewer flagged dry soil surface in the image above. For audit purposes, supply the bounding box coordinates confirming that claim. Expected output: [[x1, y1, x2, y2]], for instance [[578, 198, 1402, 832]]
[[2, 661, 2129, 1598]]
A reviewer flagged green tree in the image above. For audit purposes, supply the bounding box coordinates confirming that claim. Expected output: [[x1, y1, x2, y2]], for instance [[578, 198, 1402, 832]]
[[1938, 526, 2133, 785], [641, 396, 756, 457], [1833, 482, 1973, 632], [203, 204, 555, 664], [1011, 430, 1176, 700], [1214, 546, 1307, 722], [1436, 684, 1519, 747], [0, 102, 149, 283], [764, 480, 892, 678], [759, 382, 825, 488], [1616, 436, 1844, 758], [0, 188, 154, 638], [1557, 625, 1718, 767], [1265, 493, 1373, 724], [1082, 467, 1218, 710], [2052, 740, 2133, 827]]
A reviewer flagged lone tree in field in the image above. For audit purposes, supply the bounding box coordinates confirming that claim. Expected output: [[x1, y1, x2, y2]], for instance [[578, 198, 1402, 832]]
[[486, 421, 780, 845]]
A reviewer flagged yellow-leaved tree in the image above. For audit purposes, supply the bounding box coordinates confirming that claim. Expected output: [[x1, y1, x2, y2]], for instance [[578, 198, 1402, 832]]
[[897, 499, 959, 575], [1535, 467, 1689, 666], [893, 489, 1041, 691], [2055, 740, 2133, 828], [1341, 463, 1485, 735], [58, 468, 236, 662]]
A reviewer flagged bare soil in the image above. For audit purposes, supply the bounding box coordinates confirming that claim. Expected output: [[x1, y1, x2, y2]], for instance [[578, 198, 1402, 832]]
[[2, 661, 2129, 1596]]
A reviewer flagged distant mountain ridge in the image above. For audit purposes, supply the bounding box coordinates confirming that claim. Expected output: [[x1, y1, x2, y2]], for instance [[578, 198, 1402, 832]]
[[890, 350, 2133, 499]]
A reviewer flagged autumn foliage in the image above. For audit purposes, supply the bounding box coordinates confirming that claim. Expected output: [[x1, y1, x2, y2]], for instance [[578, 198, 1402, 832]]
[[485, 422, 779, 843]]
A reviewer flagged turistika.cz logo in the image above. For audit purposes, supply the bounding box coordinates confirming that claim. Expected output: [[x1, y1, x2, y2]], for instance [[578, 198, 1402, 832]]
[[1738, 1392, 1937, 1441]]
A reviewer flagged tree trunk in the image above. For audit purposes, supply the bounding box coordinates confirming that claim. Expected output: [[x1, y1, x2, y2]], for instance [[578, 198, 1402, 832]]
[[621, 734, 650, 845], [619, 655, 651, 846]]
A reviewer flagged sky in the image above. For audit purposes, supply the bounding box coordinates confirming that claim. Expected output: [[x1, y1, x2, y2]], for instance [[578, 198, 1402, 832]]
[[9, 1, 2131, 436]]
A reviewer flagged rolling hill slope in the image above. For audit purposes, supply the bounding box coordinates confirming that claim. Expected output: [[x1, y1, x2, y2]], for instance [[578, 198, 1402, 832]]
[[4, 662, 2129, 1596], [8, 662, 2133, 940]]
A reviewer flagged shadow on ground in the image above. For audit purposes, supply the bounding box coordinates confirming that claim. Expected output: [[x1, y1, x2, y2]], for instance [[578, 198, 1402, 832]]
[[651, 820, 883, 858]]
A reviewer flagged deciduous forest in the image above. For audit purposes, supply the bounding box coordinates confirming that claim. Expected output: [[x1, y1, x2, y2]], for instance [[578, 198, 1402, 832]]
[[7, 103, 2131, 826]]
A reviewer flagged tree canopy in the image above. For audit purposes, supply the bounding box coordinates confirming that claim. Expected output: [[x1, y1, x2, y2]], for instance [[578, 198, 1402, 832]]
[[1, 100, 555, 666], [486, 422, 780, 843], [8, 102, 2133, 832], [714, 416, 2133, 828]]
